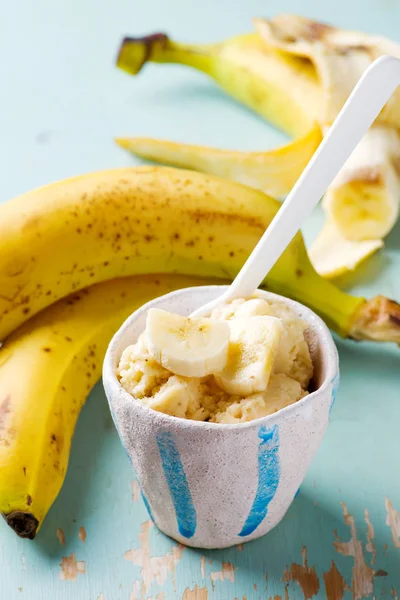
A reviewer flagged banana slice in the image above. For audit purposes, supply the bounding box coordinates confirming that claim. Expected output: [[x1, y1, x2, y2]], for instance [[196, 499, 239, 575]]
[[148, 376, 196, 419], [309, 219, 383, 279], [214, 316, 282, 396], [144, 308, 230, 378]]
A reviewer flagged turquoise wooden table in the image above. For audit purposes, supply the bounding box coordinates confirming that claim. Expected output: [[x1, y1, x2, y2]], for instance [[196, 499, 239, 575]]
[[1, 0, 400, 598]]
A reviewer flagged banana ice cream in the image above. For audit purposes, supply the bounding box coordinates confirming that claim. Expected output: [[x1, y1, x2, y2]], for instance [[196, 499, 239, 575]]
[[117, 296, 313, 424]]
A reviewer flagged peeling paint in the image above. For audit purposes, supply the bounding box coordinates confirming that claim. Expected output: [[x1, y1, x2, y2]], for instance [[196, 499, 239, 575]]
[[200, 556, 206, 579], [182, 585, 208, 599], [129, 580, 141, 600], [284, 588, 289, 600], [59, 553, 86, 581], [132, 480, 141, 503], [210, 562, 235, 589], [392, 589, 399, 600], [334, 503, 374, 600], [323, 561, 349, 600], [78, 526, 87, 543], [98, 595, 105, 600], [56, 528, 65, 546], [283, 546, 320, 599], [237, 543, 244, 551], [21, 555, 26, 571], [124, 520, 184, 597], [364, 510, 376, 564], [385, 497, 400, 548]]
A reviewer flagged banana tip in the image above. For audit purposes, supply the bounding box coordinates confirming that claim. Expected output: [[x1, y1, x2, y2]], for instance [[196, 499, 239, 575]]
[[3, 511, 39, 539], [114, 137, 132, 150]]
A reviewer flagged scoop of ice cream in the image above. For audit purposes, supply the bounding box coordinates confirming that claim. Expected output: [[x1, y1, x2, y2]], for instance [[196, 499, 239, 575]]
[[211, 374, 308, 424], [118, 335, 170, 399], [117, 296, 313, 424]]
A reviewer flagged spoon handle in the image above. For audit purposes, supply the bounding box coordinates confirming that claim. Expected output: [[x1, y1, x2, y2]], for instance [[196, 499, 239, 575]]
[[224, 55, 400, 301]]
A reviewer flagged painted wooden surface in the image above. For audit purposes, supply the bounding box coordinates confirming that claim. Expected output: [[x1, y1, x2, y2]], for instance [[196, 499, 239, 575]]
[[1, 0, 400, 598]]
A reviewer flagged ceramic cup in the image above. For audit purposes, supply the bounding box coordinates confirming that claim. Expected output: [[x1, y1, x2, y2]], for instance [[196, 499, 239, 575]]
[[103, 286, 339, 549]]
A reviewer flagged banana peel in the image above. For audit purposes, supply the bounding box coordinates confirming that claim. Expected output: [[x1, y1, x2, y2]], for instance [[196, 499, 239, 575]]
[[309, 219, 383, 279], [311, 125, 400, 277], [254, 14, 400, 128], [116, 125, 322, 198], [255, 15, 400, 275], [323, 126, 400, 241], [116, 15, 400, 279]]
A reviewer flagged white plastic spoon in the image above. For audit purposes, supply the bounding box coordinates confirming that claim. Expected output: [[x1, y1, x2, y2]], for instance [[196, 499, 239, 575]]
[[192, 54, 400, 317]]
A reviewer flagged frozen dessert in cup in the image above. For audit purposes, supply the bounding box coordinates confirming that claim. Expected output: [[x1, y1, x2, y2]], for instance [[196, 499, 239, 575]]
[[103, 286, 339, 549]]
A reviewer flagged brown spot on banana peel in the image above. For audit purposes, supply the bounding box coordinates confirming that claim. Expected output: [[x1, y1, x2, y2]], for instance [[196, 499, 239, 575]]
[[348, 166, 383, 185], [0, 395, 11, 430], [305, 21, 334, 41], [260, 15, 334, 46]]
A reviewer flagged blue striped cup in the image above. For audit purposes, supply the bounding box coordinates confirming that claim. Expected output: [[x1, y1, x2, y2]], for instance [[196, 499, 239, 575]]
[[103, 286, 339, 549]]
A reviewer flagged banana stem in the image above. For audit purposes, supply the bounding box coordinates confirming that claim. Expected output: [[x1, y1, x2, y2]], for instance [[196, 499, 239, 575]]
[[267, 263, 364, 338], [349, 295, 400, 344], [117, 34, 217, 77]]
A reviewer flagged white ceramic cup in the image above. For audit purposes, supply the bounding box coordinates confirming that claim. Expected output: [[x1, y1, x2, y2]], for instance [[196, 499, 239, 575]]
[[103, 286, 339, 549]]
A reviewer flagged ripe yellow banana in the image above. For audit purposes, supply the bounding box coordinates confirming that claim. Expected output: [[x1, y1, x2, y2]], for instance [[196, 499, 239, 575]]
[[116, 27, 322, 198], [117, 30, 321, 136], [0, 273, 215, 538], [0, 165, 399, 344], [116, 15, 400, 278]]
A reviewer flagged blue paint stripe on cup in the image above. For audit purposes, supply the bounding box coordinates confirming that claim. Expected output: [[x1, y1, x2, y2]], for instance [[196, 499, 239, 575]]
[[239, 424, 280, 537], [156, 431, 197, 538]]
